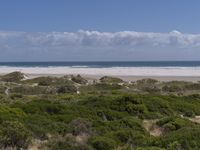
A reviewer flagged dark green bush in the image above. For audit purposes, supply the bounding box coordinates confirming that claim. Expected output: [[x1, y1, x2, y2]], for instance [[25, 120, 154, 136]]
[[111, 95, 146, 116], [90, 136, 116, 150], [162, 85, 183, 92], [69, 118, 93, 136], [0, 121, 31, 149], [10, 93, 23, 99], [71, 75, 88, 84], [184, 110, 195, 117], [47, 136, 93, 150], [100, 76, 123, 83], [136, 147, 165, 150], [159, 127, 200, 149], [57, 84, 77, 93], [0, 72, 25, 82]]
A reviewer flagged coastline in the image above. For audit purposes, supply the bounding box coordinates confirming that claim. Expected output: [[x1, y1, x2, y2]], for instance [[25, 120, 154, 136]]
[[0, 66, 200, 82]]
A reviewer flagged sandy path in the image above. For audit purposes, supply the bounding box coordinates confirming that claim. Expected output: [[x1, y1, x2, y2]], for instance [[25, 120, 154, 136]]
[[143, 119, 163, 137]]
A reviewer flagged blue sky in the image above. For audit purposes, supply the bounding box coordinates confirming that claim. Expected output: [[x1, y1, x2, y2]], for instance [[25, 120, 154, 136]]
[[1, 0, 200, 33], [0, 0, 200, 61]]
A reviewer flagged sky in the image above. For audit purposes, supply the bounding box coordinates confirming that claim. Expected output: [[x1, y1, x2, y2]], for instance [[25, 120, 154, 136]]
[[0, 0, 200, 61]]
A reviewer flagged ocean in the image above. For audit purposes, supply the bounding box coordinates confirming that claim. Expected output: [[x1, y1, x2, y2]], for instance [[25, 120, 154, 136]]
[[0, 61, 200, 68], [0, 61, 200, 76]]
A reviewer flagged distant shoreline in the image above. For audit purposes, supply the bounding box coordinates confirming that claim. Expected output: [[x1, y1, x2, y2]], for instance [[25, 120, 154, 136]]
[[0, 66, 200, 82], [0, 66, 200, 75], [32, 75, 200, 82]]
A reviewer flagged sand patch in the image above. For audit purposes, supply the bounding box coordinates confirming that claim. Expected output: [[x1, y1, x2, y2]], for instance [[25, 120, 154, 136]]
[[143, 119, 164, 137], [181, 115, 200, 124]]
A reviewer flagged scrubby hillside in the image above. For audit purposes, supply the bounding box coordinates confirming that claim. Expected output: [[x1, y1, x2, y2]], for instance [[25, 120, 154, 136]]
[[0, 71, 26, 82], [0, 72, 200, 149]]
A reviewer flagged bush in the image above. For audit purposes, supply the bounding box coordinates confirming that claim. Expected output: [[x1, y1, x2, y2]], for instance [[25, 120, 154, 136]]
[[0, 106, 26, 122], [168, 141, 182, 150], [156, 117, 174, 126], [71, 75, 88, 84], [94, 83, 123, 90], [142, 86, 161, 93], [159, 127, 200, 149], [90, 136, 116, 150], [10, 93, 23, 99], [0, 121, 31, 149], [184, 83, 200, 90], [143, 96, 174, 116], [162, 85, 182, 92], [163, 123, 176, 131], [0, 72, 25, 82], [26, 77, 54, 86], [184, 111, 195, 117], [111, 95, 146, 115], [100, 76, 123, 83], [136, 79, 158, 85], [157, 117, 193, 132], [57, 85, 77, 93], [115, 130, 132, 143], [47, 136, 93, 150], [69, 118, 93, 136], [136, 147, 165, 150], [10, 85, 52, 95], [38, 80, 50, 86]]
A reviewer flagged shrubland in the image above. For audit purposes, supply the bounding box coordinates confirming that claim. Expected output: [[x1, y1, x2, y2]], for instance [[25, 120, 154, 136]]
[[0, 73, 199, 149]]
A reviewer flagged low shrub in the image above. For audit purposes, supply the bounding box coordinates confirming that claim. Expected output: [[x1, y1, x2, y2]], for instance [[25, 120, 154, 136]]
[[0, 121, 31, 149], [90, 136, 116, 150]]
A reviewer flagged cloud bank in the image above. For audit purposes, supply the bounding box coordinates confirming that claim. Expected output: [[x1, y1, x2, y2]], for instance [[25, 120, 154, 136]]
[[0, 30, 200, 61]]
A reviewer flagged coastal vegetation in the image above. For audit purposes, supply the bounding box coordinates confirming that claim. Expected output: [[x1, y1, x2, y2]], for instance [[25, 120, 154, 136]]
[[0, 72, 200, 149]]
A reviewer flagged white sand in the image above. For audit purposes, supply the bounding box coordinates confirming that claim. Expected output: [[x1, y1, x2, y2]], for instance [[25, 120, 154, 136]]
[[0, 66, 200, 76], [0, 66, 200, 82]]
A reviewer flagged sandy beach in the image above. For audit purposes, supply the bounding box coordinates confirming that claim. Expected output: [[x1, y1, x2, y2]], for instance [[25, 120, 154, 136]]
[[0, 66, 200, 82]]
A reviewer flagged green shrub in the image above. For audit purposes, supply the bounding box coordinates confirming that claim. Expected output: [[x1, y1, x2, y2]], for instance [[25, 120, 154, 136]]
[[94, 83, 123, 90], [163, 123, 176, 131], [0, 106, 26, 121], [111, 95, 146, 116], [0, 72, 25, 82], [156, 117, 174, 126], [157, 117, 193, 132], [47, 136, 92, 150], [168, 141, 182, 150], [0, 86, 6, 94], [69, 118, 92, 136], [184, 83, 200, 90], [184, 110, 195, 117], [10, 85, 53, 95], [0, 121, 31, 149], [100, 76, 123, 83], [143, 96, 174, 116], [23, 76, 74, 87], [115, 130, 131, 143], [136, 147, 165, 150], [24, 76, 54, 86], [90, 136, 116, 150], [136, 79, 159, 85], [162, 85, 183, 92], [10, 93, 23, 99], [159, 127, 200, 149], [57, 84, 77, 93], [71, 75, 88, 84], [142, 86, 161, 93]]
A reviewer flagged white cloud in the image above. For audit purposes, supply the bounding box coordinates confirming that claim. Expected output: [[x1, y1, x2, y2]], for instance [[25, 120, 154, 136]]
[[0, 30, 200, 61], [1, 30, 200, 48]]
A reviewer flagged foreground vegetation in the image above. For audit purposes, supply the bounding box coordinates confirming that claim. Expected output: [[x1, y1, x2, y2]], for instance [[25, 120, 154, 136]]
[[0, 72, 200, 149]]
